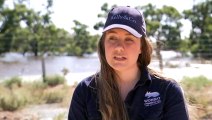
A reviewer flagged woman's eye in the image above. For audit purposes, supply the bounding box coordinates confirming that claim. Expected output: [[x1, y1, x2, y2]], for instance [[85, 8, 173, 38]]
[[125, 38, 134, 43], [108, 37, 117, 42], [109, 36, 117, 40]]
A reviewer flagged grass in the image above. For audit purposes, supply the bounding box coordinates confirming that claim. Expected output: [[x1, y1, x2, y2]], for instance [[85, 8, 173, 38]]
[[180, 76, 212, 120], [3, 76, 22, 89], [45, 75, 66, 87], [53, 112, 66, 120], [43, 85, 66, 104], [181, 76, 212, 90], [1, 75, 211, 120], [0, 75, 73, 111], [0, 91, 27, 111]]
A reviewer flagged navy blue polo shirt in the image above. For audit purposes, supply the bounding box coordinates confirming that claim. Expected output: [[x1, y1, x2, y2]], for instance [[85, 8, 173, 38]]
[[68, 69, 189, 120]]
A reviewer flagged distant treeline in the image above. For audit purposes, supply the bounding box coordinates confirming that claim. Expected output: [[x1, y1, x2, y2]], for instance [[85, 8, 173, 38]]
[[0, 0, 211, 59]]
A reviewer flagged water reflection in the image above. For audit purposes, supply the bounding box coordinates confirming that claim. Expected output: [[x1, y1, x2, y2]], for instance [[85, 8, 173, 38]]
[[1, 53, 211, 85], [0, 55, 100, 80]]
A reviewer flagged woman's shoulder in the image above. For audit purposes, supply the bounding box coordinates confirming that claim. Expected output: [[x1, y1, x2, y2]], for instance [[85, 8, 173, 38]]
[[71, 74, 97, 102], [151, 74, 178, 84], [148, 68, 178, 86], [150, 73, 183, 94], [74, 74, 97, 91]]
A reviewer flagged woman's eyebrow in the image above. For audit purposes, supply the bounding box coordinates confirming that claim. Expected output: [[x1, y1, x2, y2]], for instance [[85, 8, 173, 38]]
[[107, 30, 117, 34]]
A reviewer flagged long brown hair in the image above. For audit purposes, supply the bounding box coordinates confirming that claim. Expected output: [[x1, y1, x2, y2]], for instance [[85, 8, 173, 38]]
[[96, 33, 153, 120]]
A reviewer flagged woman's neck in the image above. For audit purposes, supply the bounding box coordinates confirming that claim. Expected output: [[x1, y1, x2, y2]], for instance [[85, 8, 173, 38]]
[[115, 66, 141, 84], [115, 66, 141, 100]]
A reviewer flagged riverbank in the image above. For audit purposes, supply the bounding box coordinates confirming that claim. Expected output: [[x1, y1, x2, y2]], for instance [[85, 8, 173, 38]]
[[0, 76, 75, 120], [0, 76, 212, 120], [0, 53, 211, 85], [17, 63, 212, 86], [0, 53, 211, 119], [0, 104, 68, 120]]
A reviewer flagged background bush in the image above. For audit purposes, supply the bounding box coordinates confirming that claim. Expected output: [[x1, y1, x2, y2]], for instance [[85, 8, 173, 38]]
[[181, 76, 212, 90], [0, 75, 69, 111], [45, 75, 65, 87], [181, 76, 212, 119], [0, 92, 27, 111], [3, 76, 22, 89]]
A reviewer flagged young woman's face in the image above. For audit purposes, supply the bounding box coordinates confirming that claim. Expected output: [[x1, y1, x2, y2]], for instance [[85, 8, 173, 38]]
[[104, 28, 141, 72]]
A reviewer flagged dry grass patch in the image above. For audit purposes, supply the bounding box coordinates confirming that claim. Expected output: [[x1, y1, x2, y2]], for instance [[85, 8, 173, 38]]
[[181, 76, 212, 120], [0, 75, 74, 112]]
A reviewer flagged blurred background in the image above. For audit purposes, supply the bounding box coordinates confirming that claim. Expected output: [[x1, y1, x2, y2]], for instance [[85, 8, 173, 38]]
[[0, 0, 211, 120]]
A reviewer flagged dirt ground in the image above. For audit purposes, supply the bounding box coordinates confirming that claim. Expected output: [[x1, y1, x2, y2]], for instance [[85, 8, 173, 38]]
[[0, 111, 38, 120], [0, 103, 68, 120]]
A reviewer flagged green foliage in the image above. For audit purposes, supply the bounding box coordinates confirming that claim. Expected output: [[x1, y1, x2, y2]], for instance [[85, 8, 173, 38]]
[[94, 2, 211, 58], [179, 39, 190, 53], [181, 76, 212, 90], [4, 76, 22, 89], [183, 0, 212, 59], [94, 3, 117, 30], [0, 92, 27, 111], [45, 75, 65, 87], [181, 76, 212, 119], [31, 81, 48, 90], [71, 20, 99, 56], [53, 112, 66, 120], [0, 76, 73, 111], [137, 4, 182, 50], [0, 0, 98, 57], [43, 90, 64, 103]]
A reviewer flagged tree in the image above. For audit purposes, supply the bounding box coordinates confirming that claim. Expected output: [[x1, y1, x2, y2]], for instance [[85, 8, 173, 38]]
[[0, 0, 69, 56], [0, 0, 71, 83], [137, 4, 182, 71], [71, 20, 98, 56], [160, 6, 182, 50], [0, 3, 31, 53], [94, 3, 116, 30], [183, 0, 212, 59]]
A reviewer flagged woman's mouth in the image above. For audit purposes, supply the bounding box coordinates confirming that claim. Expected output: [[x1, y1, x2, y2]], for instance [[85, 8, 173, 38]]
[[114, 56, 127, 61]]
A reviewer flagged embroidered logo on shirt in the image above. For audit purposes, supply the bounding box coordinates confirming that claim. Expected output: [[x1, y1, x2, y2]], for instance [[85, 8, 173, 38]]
[[144, 91, 161, 107]]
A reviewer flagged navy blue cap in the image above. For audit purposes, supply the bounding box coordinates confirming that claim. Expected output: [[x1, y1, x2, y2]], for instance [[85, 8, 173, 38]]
[[103, 6, 146, 38]]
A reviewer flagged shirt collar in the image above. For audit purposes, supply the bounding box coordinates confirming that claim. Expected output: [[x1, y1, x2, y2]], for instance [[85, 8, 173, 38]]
[[86, 74, 98, 89], [135, 67, 152, 87]]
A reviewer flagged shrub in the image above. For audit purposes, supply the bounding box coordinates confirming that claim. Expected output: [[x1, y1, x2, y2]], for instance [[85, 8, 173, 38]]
[[31, 81, 48, 90], [4, 77, 22, 89], [21, 81, 46, 104], [0, 92, 27, 111], [181, 76, 212, 119], [43, 90, 64, 103], [0, 76, 71, 111], [45, 75, 65, 87], [60, 85, 75, 107], [181, 76, 212, 90], [53, 112, 66, 120]]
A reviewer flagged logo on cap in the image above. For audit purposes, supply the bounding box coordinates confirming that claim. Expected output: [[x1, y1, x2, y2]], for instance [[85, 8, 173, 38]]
[[111, 14, 136, 23]]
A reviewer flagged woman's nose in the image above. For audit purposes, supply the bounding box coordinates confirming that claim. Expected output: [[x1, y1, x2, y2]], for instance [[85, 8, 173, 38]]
[[115, 41, 124, 52]]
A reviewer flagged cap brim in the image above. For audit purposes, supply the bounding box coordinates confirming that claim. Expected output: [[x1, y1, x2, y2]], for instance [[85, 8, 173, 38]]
[[103, 24, 142, 38]]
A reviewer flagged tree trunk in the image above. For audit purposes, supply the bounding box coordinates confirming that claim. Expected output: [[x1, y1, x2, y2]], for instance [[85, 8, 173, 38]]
[[41, 55, 46, 83], [156, 40, 163, 72]]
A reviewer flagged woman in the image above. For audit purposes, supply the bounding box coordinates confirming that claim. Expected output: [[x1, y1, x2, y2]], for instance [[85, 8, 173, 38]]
[[68, 6, 189, 120]]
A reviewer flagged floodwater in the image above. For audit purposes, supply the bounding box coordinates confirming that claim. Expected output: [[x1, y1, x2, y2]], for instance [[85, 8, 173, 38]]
[[0, 55, 100, 80], [0, 52, 211, 85], [0, 53, 211, 119]]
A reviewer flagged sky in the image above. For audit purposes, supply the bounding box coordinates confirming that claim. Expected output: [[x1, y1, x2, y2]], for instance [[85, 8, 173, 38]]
[[5, 0, 204, 38]]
